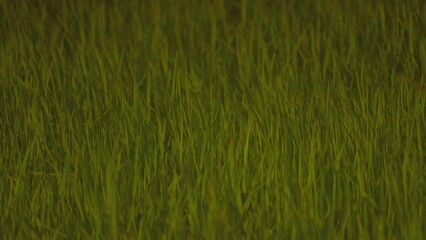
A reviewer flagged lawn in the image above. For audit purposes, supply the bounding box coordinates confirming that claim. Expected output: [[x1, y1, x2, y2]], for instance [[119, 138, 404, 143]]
[[0, 0, 425, 239]]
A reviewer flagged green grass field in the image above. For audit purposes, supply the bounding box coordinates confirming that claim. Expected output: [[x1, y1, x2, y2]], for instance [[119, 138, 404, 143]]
[[1, 0, 425, 239]]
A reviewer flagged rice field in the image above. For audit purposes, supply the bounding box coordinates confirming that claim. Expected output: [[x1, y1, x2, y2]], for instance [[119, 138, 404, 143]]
[[0, 0, 425, 239]]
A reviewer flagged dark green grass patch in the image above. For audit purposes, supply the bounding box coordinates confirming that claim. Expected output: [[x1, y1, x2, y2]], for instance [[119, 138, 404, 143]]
[[1, 0, 425, 239]]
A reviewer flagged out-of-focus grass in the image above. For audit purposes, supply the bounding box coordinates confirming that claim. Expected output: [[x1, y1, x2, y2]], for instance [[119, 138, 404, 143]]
[[0, 0, 425, 239]]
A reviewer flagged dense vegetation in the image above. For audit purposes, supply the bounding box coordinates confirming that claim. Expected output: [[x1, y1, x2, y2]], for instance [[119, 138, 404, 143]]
[[1, 0, 425, 239]]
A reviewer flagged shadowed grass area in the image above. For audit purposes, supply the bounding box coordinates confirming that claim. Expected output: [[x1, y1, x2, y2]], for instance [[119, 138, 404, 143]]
[[0, 0, 425, 239]]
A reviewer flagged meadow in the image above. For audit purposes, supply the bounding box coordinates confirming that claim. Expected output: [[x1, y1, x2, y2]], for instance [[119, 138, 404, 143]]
[[0, 0, 425, 239]]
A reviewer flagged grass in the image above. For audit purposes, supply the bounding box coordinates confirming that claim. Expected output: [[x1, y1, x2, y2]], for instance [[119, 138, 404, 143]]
[[0, 0, 425, 239]]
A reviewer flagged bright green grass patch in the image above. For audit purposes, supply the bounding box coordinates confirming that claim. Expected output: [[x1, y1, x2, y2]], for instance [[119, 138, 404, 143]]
[[1, 0, 425, 239]]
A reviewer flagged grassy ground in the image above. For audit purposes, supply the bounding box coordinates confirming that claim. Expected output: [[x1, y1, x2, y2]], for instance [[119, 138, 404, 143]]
[[0, 0, 425, 239]]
